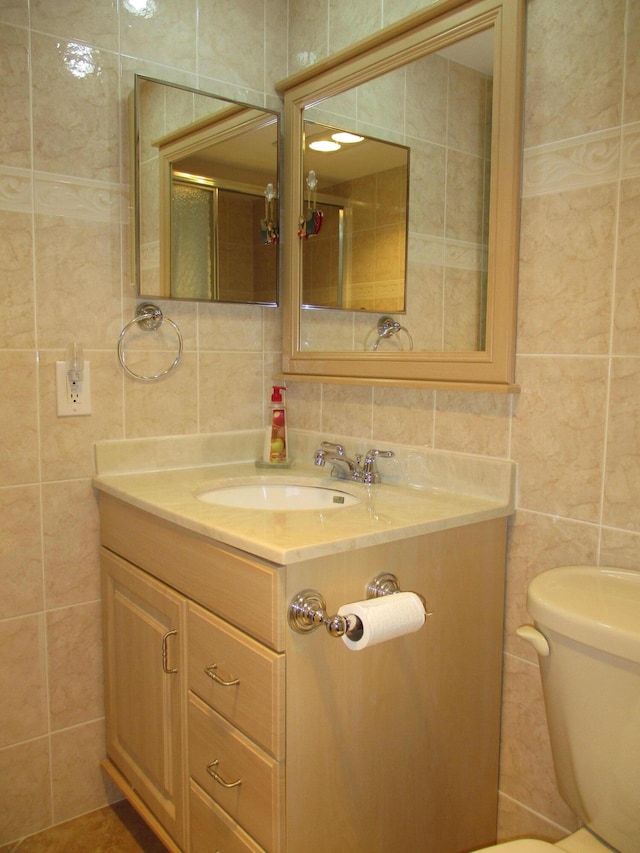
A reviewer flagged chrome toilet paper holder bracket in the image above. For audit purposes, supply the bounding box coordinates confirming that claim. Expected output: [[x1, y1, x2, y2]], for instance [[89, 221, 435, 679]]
[[287, 572, 429, 637]]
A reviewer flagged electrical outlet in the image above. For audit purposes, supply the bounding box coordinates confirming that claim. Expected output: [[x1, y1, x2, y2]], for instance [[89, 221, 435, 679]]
[[56, 361, 92, 416]]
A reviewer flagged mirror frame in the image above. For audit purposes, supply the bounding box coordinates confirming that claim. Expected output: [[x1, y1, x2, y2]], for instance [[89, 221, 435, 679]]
[[277, 0, 525, 391]]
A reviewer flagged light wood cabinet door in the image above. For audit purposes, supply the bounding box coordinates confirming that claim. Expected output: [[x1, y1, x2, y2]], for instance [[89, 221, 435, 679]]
[[101, 548, 187, 849]]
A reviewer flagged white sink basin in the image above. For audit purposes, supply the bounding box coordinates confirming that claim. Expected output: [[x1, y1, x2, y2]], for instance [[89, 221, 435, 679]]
[[197, 481, 360, 511]]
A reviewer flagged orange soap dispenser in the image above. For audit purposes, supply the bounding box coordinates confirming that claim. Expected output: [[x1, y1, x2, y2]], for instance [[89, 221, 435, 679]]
[[263, 384, 288, 464]]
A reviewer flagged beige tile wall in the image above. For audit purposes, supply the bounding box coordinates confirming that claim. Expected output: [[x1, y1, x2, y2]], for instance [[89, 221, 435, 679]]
[[0, 0, 286, 844], [1, 0, 639, 846]]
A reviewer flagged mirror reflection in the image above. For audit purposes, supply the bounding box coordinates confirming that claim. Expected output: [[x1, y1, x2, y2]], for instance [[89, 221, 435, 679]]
[[301, 122, 409, 313], [300, 28, 493, 351], [134, 75, 279, 305]]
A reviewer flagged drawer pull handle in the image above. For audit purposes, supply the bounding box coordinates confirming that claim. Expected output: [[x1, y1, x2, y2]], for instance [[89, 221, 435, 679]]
[[204, 664, 239, 687], [206, 760, 242, 789], [161, 630, 178, 674]]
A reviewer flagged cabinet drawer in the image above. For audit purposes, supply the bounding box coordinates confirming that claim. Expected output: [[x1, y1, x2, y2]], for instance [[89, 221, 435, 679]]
[[188, 602, 284, 758], [190, 779, 265, 853], [188, 693, 283, 853]]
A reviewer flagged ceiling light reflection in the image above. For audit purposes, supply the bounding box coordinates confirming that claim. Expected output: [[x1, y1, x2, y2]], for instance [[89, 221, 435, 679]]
[[331, 132, 364, 144], [309, 139, 341, 152], [60, 42, 101, 79], [124, 0, 157, 18]]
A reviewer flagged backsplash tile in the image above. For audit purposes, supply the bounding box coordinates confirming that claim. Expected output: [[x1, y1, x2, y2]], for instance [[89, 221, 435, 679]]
[[93, 429, 515, 506], [434, 390, 512, 457], [372, 385, 435, 447]]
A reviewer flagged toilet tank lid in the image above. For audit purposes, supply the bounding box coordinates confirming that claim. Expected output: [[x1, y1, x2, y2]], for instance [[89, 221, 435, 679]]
[[527, 566, 640, 664]]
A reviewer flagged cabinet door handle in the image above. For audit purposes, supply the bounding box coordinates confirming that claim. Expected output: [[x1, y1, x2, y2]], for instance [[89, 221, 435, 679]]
[[204, 664, 239, 687], [206, 759, 242, 788], [161, 630, 178, 674]]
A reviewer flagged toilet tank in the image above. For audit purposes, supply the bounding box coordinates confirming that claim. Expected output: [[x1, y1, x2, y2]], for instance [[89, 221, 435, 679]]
[[527, 566, 640, 853]]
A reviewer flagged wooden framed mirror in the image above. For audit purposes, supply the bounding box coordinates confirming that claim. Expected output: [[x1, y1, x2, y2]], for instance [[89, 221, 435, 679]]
[[277, 0, 525, 390]]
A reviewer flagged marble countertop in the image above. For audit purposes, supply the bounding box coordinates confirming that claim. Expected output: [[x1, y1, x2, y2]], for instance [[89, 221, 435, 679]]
[[93, 460, 513, 565]]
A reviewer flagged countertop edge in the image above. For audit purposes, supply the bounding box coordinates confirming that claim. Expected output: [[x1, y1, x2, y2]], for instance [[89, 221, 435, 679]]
[[93, 464, 514, 564]]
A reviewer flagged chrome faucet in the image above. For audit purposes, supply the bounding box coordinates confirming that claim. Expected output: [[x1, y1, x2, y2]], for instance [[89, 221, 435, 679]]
[[313, 441, 394, 484]]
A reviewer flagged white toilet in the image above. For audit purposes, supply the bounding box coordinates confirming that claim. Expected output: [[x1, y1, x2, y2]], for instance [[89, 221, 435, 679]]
[[476, 565, 640, 853]]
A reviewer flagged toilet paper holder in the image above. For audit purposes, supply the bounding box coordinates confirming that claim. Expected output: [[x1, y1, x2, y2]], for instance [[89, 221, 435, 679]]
[[287, 572, 429, 638]]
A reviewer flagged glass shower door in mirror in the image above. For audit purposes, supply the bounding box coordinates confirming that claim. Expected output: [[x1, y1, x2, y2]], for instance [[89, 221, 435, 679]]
[[133, 76, 280, 305]]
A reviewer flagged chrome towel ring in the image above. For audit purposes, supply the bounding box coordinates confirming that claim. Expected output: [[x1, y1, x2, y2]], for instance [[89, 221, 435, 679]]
[[365, 315, 413, 351], [117, 302, 183, 382]]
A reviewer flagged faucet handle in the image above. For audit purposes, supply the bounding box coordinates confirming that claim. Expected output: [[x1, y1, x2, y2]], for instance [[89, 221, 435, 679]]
[[321, 441, 345, 456], [363, 449, 394, 484], [365, 449, 394, 461]]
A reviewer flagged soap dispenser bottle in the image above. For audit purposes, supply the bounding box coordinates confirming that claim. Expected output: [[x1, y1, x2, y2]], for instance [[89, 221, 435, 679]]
[[264, 385, 288, 464]]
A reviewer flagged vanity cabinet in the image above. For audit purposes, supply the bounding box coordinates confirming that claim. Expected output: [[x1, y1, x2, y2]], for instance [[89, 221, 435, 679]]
[[99, 491, 507, 853], [100, 493, 285, 853]]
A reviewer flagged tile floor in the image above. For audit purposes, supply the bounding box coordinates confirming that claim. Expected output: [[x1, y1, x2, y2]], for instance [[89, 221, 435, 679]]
[[0, 801, 168, 852]]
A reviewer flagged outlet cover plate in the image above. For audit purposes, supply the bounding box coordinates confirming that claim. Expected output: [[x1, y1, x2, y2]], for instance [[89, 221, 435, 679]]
[[56, 361, 92, 416]]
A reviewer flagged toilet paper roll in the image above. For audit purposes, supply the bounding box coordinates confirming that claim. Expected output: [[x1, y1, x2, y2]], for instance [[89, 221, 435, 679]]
[[338, 591, 426, 651]]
